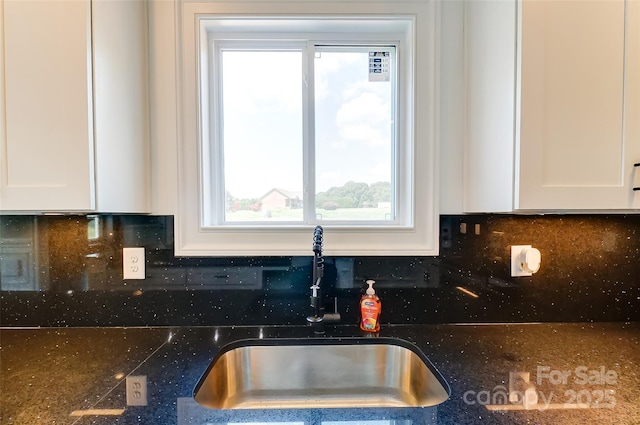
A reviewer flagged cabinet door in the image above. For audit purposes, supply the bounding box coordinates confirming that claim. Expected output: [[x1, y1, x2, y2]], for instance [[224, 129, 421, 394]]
[[92, 0, 150, 213], [0, 0, 94, 211], [517, 0, 639, 210]]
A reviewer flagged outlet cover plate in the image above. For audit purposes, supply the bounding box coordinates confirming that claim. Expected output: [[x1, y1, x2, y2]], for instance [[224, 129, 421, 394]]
[[126, 375, 148, 406], [123, 247, 145, 280]]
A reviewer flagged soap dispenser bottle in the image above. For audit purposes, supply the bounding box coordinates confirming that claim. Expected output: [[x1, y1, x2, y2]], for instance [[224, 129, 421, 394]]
[[360, 280, 382, 332]]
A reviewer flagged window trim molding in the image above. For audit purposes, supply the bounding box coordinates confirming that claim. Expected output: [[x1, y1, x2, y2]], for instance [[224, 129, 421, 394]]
[[176, 0, 440, 256]]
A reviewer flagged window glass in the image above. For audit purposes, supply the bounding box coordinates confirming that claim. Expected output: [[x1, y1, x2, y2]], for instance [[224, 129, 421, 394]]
[[221, 50, 304, 222], [314, 48, 394, 221], [217, 45, 395, 224]]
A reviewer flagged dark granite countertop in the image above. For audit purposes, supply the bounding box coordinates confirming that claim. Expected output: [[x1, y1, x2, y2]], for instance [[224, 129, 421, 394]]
[[1, 322, 639, 424]]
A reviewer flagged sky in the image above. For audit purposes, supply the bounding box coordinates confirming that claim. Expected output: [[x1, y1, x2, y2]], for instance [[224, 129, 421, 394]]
[[221, 48, 393, 200]]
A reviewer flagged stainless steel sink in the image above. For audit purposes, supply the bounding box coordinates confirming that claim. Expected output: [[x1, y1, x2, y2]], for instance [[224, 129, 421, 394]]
[[193, 337, 450, 409]]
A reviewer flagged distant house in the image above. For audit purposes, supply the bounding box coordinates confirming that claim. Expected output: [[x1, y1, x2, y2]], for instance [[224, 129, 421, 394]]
[[260, 188, 303, 210]]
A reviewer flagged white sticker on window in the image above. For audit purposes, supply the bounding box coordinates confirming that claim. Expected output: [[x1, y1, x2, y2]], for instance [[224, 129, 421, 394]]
[[368, 51, 390, 82]]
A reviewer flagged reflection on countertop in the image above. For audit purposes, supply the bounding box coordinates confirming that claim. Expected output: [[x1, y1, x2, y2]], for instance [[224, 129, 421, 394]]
[[1, 322, 639, 425]]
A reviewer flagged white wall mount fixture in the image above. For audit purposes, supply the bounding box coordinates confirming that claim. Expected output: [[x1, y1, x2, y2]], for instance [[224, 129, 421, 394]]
[[511, 245, 541, 277], [123, 247, 145, 280]]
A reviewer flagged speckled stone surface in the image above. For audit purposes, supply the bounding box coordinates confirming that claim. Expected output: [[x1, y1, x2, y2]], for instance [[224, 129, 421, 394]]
[[2, 214, 640, 327], [1, 323, 638, 425], [2, 214, 640, 423]]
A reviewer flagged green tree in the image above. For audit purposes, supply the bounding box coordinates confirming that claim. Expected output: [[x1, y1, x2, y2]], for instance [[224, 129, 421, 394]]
[[316, 181, 391, 209], [368, 181, 391, 203]]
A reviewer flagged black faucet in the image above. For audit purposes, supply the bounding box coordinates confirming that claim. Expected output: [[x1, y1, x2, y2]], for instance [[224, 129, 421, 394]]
[[307, 226, 325, 330]]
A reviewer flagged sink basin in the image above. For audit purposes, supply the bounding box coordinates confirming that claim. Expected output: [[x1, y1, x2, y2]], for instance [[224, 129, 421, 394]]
[[193, 337, 450, 409]]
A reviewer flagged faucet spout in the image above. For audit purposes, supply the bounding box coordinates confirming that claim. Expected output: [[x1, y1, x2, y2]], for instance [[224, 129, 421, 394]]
[[312, 225, 324, 285], [313, 225, 323, 254], [307, 226, 325, 331]]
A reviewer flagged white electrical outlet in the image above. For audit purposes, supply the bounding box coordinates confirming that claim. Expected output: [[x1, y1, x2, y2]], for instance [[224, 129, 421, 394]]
[[126, 375, 148, 406], [123, 247, 145, 280], [511, 245, 542, 277]]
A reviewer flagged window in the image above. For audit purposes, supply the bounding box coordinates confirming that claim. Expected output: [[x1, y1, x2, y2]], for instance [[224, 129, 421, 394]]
[[177, 0, 439, 256], [209, 41, 397, 225]]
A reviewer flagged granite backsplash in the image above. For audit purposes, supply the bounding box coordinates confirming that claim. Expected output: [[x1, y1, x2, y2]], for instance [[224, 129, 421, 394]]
[[1, 214, 639, 327]]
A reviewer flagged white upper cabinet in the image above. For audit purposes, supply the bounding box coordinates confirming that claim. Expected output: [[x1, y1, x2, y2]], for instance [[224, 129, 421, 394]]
[[465, 0, 640, 212], [0, 0, 150, 213]]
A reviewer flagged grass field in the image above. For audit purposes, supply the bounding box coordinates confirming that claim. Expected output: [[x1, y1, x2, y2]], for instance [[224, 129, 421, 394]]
[[226, 207, 392, 222]]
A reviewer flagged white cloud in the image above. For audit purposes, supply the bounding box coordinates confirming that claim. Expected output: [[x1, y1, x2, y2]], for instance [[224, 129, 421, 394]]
[[335, 91, 391, 147], [314, 52, 360, 101], [223, 51, 302, 113], [317, 171, 343, 191]]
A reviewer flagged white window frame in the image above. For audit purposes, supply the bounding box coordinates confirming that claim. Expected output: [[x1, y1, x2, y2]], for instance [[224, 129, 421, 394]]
[[208, 39, 399, 226], [176, 0, 440, 256]]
